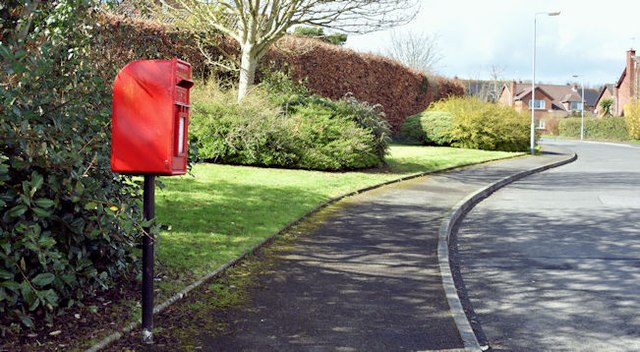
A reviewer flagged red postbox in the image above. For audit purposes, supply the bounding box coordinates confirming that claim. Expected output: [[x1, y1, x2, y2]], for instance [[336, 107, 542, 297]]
[[111, 58, 194, 343], [111, 58, 193, 175]]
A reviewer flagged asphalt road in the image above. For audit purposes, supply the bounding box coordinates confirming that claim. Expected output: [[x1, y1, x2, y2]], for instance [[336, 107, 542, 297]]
[[456, 140, 640, 351]]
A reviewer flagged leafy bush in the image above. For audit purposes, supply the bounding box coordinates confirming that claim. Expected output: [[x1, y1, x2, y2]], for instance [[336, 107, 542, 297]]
[[400, 111, 453, 146], [329, 93, 391, 160], [190, 86, 300, 167], [403, 97, 530, 152], [559, 117, 629, 141], [1, 1, 143, 333], [260, 70, 390, 160], [190, 78, 389, 171], [625, 100, 640, 139], [288, 97, 382, 170]]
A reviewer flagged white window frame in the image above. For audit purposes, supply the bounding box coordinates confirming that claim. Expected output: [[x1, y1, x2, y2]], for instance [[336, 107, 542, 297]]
[[571, 101, 584, 111], [529, 99, 545, 110]]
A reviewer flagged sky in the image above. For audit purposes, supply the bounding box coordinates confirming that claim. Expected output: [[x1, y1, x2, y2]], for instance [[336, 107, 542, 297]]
[[345, 0, 640, 87]]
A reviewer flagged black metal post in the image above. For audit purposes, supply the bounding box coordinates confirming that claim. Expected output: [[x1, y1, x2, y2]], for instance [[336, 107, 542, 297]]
[[141, 175, 155, 344]]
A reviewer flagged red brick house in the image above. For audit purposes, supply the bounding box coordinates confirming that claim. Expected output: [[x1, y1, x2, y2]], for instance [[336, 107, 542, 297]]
[[612, 49, 639, 116], [498, 81, 590, 130], [593, 49, 640, 117]]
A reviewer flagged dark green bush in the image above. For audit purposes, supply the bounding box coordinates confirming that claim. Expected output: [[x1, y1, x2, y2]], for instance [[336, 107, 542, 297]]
[[288, 97, 383, 170], [559, 117, 629, 141], [330, 93, 391, 160], [1, 1, 143, 333], [190, 78, 389, 171], [260, 70, 390, 162], [400, 111, 453, 146], [190, 88, 300, 167]]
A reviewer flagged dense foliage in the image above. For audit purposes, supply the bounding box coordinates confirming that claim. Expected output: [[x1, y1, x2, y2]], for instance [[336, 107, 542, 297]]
[[400, 97, 530, 152], [559, 117, 629, 141], [625, 100, 640, 139], [400, 111, 453, 146], [190, 74, 390, 171], [0, 0, 143, 333]]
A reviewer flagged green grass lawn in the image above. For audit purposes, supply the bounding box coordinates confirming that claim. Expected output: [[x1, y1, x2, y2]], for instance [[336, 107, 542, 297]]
[[152, 145, 521, 297]]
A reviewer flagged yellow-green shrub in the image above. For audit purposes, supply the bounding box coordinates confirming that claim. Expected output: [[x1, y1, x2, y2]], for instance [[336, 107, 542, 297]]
[[625, 100, 640, 139], [425, 97, 531, 152]]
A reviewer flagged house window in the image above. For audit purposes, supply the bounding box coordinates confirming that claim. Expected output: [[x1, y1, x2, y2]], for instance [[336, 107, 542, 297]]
[[570, 101, 584, 111], [536, 119, 546, 130], [529, 99, 545, 109]]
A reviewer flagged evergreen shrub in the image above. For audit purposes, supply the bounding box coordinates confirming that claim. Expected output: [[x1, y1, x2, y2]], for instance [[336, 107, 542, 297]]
[[190, 76, 390, 171], [1, 1, 143, 333]]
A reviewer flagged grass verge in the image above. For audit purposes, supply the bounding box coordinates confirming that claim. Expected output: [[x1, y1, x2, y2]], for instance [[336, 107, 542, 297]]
[[152, 145, 520, 297]]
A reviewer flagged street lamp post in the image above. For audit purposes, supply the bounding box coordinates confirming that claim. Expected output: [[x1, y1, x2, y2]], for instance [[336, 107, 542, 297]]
[[531, 11, 560, 155], [573, 74, 585, 140]]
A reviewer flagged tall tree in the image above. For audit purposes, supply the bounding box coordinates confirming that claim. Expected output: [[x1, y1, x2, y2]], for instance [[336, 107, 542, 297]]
[[148, 0, 419, 101], [385, 30, 442, 75]]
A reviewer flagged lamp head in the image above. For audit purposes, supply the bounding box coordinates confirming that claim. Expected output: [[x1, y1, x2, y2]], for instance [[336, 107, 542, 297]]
[[548, 11, 561, 16]]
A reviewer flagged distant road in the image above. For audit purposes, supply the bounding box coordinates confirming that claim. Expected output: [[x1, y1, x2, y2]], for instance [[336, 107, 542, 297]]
[[457, 140, 640, 351]]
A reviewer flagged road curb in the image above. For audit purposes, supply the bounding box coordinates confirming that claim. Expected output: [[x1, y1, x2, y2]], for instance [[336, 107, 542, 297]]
[[85, 155, 524, 351], [437, 152, 577, 352]]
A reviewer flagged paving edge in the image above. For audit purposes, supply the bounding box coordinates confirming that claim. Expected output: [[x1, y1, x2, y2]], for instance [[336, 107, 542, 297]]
[[436, 152, 578, 352], [84, 154, 526, 352]]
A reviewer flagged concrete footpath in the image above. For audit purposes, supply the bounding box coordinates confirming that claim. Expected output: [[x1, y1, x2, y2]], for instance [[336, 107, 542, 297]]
[[199, 147, 574, 352]]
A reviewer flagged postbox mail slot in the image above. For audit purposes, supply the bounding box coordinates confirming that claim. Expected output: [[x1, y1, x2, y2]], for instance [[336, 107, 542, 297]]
[[177, 79, 194, 88], [111, 58, 192, 176]]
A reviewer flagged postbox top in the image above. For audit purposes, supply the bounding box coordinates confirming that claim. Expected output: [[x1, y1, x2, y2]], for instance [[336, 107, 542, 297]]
[[114, 58, 193, 89]]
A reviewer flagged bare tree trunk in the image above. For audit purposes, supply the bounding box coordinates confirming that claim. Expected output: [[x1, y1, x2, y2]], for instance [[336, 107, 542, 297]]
[[238, 44, 258, 101]]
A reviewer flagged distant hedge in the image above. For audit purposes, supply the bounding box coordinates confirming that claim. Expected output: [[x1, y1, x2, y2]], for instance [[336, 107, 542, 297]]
[[559, 117, 629, 141], [265, 37, 464, 132], [93, 13, 463, 132]]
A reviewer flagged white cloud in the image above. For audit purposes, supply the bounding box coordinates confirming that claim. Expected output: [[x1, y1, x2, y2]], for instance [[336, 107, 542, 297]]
[[345, 0, 640, 85]]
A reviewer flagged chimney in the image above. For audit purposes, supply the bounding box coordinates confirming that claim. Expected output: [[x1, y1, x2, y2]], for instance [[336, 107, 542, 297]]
[[510, 80, 516, 106], [627, 49, 636, 97]]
